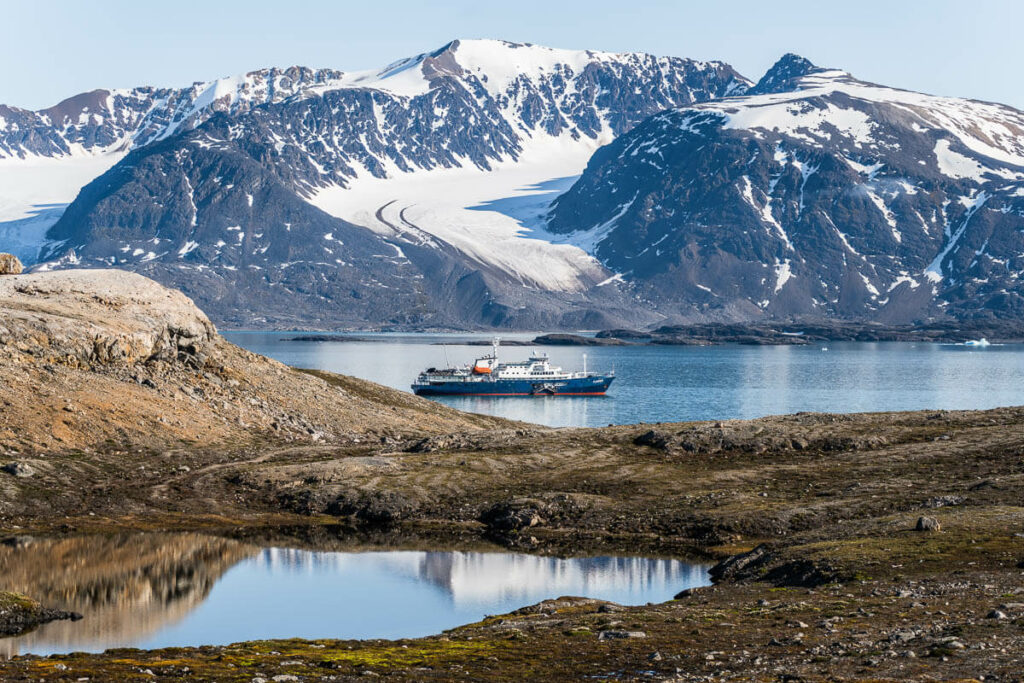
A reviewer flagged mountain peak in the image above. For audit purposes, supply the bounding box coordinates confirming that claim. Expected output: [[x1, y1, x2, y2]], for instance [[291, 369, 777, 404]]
[[750, 53, 823, 94]]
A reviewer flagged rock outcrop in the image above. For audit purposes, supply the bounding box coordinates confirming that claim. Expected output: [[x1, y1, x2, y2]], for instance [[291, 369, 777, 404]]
[[0, 592, 80, 637], [0, 269, 506, 454], [0, 269, 215, 368], [0, 253, 23, 275]]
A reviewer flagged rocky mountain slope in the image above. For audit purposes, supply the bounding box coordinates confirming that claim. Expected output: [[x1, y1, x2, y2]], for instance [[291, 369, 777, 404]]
[[2, 40, 747, 329], [0, 269, 504, 456], [548, 54, 1024, 323]]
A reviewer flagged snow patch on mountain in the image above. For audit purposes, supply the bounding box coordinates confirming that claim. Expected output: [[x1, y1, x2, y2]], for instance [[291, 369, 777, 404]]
[[933, 139, 986, 181], [690, 69, 1024, 170]]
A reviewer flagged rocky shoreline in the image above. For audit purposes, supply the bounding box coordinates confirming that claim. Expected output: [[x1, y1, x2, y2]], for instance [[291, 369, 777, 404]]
[[1, 269, 1023, 680], [0, 592, 80, 638], [285, 321, 1024, 350]]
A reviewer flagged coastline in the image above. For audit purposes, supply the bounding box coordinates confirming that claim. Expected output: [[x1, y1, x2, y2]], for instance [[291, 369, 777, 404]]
[[274, 320, 1024, 348]]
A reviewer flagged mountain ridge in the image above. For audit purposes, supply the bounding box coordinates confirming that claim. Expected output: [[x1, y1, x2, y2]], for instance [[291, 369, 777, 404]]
[[547, 54, 1024, 324], [5, 46, 1024, 328], [8, 39, 748, 329]]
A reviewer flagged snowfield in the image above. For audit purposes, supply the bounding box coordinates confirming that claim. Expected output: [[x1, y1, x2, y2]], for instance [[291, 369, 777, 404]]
[[0, 148, 126, 263], [690, 68, 1024, 171], [310, 132, 613, 292]]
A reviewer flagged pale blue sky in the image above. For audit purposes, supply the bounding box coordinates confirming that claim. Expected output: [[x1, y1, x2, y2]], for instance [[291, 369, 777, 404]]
[[3, 0, 1022, 110]]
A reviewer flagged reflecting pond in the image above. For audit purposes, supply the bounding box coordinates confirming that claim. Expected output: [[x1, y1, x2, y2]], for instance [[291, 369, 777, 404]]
[[0, 533, 710, 656]]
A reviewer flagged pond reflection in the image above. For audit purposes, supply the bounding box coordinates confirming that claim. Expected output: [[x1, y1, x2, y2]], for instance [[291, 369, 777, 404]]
[[0, 533, 256, 657], [0, 533, 710, 656]]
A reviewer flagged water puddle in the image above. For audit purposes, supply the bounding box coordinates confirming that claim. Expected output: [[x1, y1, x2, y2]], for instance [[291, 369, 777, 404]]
[[0, 533, 710, 656]]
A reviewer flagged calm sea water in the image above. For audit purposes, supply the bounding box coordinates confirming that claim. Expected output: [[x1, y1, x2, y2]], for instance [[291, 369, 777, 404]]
[[224, 332, 1024, 427], [0, 533, 708, 656]]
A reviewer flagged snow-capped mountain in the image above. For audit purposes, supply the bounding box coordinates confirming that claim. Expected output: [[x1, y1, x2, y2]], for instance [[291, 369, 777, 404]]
[[547, 54, 1024, 322], [0, 67, 347, 265], [1, 39, 747, 328], [7, 44, 1023, 328]]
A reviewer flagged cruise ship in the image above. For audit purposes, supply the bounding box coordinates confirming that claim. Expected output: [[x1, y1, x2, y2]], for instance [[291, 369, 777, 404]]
[[411, 339, 614, 396]]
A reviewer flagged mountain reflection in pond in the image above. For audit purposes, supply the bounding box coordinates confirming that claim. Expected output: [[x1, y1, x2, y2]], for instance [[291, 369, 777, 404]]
[[0, 534, 710, 656]]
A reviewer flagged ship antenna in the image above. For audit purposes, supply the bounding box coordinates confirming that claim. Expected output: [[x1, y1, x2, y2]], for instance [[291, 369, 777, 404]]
[[583, 352, 587, 375], [493, 336, 500, 360], [443, 343, 450, 368]]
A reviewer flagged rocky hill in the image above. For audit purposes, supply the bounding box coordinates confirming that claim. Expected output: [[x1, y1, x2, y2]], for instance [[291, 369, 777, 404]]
[[548, 54, 1024, 323], [0, 269, 503, 455]]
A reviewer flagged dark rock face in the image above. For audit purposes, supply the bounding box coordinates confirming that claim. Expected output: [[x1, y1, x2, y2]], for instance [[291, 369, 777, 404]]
[[327, 490, 419, 525], [548, 55, 1024, 324], [709, 544, 774, 582], [747, 53, 824, 94], [480, 499, 547, 533], [14, 40, 747, 330], [709, 544, 842, 587]]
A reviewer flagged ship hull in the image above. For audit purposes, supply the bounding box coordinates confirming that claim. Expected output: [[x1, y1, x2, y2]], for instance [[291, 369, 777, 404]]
[[412, 375, 614, 396]]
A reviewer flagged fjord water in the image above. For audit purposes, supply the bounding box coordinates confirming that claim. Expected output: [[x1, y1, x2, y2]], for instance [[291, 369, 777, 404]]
[[0, 533, 709, 656], [224, 332, 1024, 427]]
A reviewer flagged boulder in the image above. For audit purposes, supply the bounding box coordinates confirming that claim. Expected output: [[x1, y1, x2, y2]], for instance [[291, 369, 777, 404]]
[[709, 543, 773, 582], [1, 462, 34, 478], [597, 630, 647, 640], [480, 499, 546, 532], [633, 429, 672, 450], [0, 253, 23, 275]]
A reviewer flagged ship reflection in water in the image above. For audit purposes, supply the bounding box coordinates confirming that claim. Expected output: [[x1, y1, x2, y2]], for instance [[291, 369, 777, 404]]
[[0, 534, 710, 656]]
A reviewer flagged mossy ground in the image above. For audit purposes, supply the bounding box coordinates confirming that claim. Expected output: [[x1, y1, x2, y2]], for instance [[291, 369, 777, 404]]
[[0, 593, 38, 614]]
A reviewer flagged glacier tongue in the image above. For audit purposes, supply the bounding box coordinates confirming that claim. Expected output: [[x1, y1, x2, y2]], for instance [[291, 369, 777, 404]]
[[310, 133, 612, 292]]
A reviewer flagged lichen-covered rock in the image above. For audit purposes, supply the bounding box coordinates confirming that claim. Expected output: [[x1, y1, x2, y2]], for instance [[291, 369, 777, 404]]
[[0, 268, 505, 455], [0, 253, 23, 275]]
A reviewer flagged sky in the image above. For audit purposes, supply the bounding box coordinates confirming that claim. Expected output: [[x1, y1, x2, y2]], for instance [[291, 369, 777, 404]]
[[2, 0, 1022, 111]]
